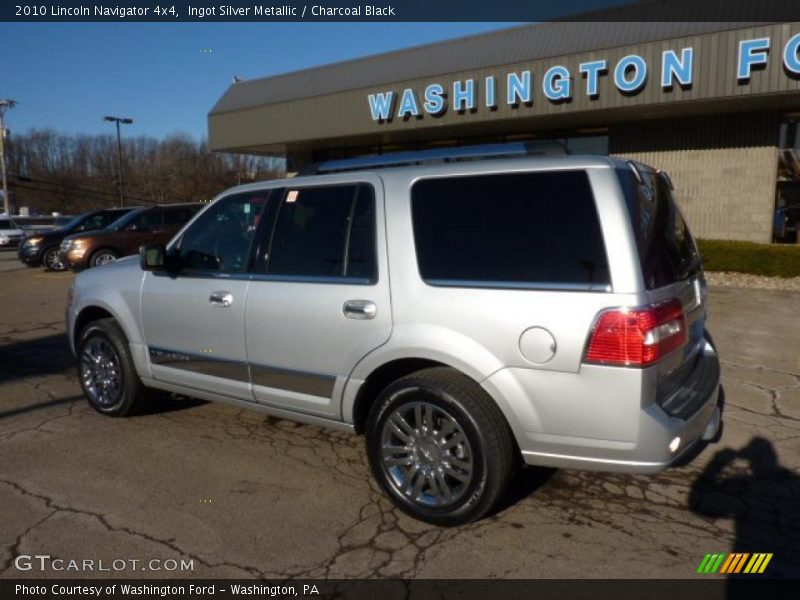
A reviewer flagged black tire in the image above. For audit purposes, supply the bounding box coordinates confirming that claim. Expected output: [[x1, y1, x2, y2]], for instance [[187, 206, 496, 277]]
[[365, 367, 515, 526], [89, 248, 119, 268], [77, 318, 153, 417], [42, 246, 64, 271]]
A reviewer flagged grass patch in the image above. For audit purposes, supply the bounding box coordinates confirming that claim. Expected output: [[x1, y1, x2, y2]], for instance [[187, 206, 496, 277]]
[[697, 239, 800, 278]]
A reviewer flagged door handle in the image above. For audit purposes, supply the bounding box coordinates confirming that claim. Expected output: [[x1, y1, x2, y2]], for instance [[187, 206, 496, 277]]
[[209, 291, 234, 307], [343, 299, 376, 320]]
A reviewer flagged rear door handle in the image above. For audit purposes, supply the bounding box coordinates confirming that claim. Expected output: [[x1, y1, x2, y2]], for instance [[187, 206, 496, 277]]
[[343, 300, 376, 320], [209, 291, 234, 307]]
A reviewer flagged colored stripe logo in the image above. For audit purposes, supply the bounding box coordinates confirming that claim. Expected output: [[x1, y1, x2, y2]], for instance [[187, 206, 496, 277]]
[[696, 553, 773, 574]]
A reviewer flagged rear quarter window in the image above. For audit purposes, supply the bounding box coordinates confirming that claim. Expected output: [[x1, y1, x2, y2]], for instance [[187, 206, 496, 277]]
[[617, 166, 700, 290], [410, 171, 610, 288]]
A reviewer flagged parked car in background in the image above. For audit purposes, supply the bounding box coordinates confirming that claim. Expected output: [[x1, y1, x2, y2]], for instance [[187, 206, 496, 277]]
[[18, 207, 135, 270], [60, 203, 203, 270], [1, 215, 67, 248]]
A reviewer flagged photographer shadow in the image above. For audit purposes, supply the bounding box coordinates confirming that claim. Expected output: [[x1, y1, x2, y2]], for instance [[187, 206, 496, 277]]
[[688, 436, 800, 589]]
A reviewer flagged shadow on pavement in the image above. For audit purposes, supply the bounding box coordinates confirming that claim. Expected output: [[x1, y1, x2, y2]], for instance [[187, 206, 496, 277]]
[[138, 394, 208, 416], [688, 436, 800, 584], [0, 332, 207, 417], [0, 332, 74, 383], [0, 394, 84, 419], [491, 466, 557, 516]]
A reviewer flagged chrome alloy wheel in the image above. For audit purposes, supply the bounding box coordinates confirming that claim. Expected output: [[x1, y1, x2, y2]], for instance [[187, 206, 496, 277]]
[[93, 252, 117, 266], [80, 337, 122, 407], [380, 401, 474, 508], [43, 247, 63, 270]]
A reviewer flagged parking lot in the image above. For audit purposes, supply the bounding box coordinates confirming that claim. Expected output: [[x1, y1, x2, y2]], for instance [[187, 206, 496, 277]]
[[0, 249, 798, 579]]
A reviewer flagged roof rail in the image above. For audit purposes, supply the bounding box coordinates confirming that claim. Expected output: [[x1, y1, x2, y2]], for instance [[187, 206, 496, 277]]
[[297, 141, 570, 176]]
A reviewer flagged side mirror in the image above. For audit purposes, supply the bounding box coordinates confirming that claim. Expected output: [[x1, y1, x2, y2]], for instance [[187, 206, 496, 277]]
[[140, 243, 167, 271]]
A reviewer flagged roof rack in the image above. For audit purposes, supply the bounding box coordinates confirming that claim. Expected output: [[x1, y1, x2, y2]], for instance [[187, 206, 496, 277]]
[[297, 141, 569, 176]]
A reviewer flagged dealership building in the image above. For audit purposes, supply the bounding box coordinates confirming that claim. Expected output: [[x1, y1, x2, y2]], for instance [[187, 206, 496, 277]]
[[209, 21, 800, 243]]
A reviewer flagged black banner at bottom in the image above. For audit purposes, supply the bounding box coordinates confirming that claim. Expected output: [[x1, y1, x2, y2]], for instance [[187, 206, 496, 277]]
[[3, 579, 800, 600]]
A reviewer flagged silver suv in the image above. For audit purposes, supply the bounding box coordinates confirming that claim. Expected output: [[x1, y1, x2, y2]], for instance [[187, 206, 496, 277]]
[[67, 151, 722, 525]]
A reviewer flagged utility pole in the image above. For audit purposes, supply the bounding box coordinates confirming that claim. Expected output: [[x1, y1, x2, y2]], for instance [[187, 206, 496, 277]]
[[103, 115, 133, 207], [0, 99, 17, 216]]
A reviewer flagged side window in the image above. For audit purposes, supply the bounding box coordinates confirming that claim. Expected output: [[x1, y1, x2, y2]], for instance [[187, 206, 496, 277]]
[[164, 206, 198, 226], [99, 212, 124, 228], [75, 214, 107, 232], [128, 209, 163, 231], [178, 192, 269, 274], [411, 171, 610, 287], [618, 167, 699, 289], [265, 184, 376, 281]]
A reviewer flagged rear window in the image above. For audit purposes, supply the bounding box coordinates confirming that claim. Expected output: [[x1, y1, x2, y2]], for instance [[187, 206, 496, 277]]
[[411, 171, 610, 288], [617, 166, 699, 289]]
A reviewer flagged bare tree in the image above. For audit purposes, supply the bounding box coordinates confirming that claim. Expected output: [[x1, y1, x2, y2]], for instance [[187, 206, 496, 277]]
[[5, 129, 284, 214]]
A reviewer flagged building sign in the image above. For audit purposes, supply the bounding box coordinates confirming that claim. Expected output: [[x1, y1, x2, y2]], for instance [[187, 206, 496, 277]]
[[367, 34, 800, 122]]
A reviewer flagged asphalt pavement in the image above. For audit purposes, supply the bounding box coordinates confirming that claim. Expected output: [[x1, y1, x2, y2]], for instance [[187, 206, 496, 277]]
[[1, 250, 798, 579]]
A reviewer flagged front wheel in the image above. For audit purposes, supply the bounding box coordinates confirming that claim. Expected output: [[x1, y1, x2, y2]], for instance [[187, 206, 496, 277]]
[[42, 246, 65, 271], [366, 367, 515, 526], [77, 318, 153, 416], [90, 249, 119, 268]]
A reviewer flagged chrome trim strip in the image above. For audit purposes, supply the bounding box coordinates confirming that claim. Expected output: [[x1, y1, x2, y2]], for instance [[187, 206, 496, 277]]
[[149, 347, 337, 398], [423, 279, 612, 292], [249, 274, 375, 285], [148, 347, 249, 382], [153, 271, 375, 285], [140, 377, 355, 433], [251, 363, 336, 398]]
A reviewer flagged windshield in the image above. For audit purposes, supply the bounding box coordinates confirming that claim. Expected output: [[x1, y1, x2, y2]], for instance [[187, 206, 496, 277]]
[[58, 212, 93, 232], [107, 207, 147, 230]]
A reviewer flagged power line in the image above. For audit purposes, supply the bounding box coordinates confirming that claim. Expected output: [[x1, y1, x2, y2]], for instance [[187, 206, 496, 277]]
[[10, 175, 153, 205]]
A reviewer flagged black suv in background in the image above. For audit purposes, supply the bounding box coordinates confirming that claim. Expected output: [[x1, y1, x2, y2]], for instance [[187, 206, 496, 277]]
[[18, 208, 135, 270]]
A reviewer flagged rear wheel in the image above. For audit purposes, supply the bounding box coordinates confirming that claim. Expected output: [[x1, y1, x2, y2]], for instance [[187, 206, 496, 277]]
[[42, 246, 64, 271], [77, 318, 153, 416], [90, 249, 119, 268], [366, 367, 515, 526]]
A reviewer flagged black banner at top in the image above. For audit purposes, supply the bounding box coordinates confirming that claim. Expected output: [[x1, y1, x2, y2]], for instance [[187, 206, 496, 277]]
[[4, 0, 800, 23]]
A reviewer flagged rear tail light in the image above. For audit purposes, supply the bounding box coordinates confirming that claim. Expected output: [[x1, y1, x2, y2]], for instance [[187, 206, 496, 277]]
[[584, 299, 687, 367]]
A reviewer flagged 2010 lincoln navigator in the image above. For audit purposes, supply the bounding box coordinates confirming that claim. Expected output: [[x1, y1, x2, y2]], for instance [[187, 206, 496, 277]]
[[67, 150, 722, 525]]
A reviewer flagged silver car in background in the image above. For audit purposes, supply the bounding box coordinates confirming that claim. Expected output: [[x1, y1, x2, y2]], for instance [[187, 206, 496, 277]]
[[66, 151, 721, 525]]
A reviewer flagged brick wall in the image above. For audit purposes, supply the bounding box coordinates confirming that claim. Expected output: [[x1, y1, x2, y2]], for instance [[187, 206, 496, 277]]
[[610, 112, 779, 243]]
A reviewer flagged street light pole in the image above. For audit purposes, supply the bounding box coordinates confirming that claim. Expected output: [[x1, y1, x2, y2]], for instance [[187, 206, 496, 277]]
[[103, 115, 133, 207], [0, 99, 17, 216]]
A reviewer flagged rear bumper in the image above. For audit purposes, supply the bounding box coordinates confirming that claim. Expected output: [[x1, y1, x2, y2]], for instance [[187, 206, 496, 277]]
[[484, 339, 722, 474]]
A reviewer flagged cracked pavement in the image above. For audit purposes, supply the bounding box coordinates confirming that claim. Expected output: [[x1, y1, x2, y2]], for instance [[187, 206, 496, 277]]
[[1, 251, 799, 579]]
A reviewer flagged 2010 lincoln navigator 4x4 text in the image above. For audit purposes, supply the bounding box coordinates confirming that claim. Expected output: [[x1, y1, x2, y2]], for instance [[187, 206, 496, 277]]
[[66, 151, 722, 525]]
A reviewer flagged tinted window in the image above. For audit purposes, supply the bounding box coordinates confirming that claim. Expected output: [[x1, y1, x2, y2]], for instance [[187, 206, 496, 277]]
[[617, 166, 699, 289], [99, 210, 131, 227], [164, 205, 200, 225], [411, 171, 609, 287], [266, 184, 376, 281], [178, 193, 269, 273], [73, 213, 108, 233], [0, 220, 11, 230], [128, 208, 163, 231]]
